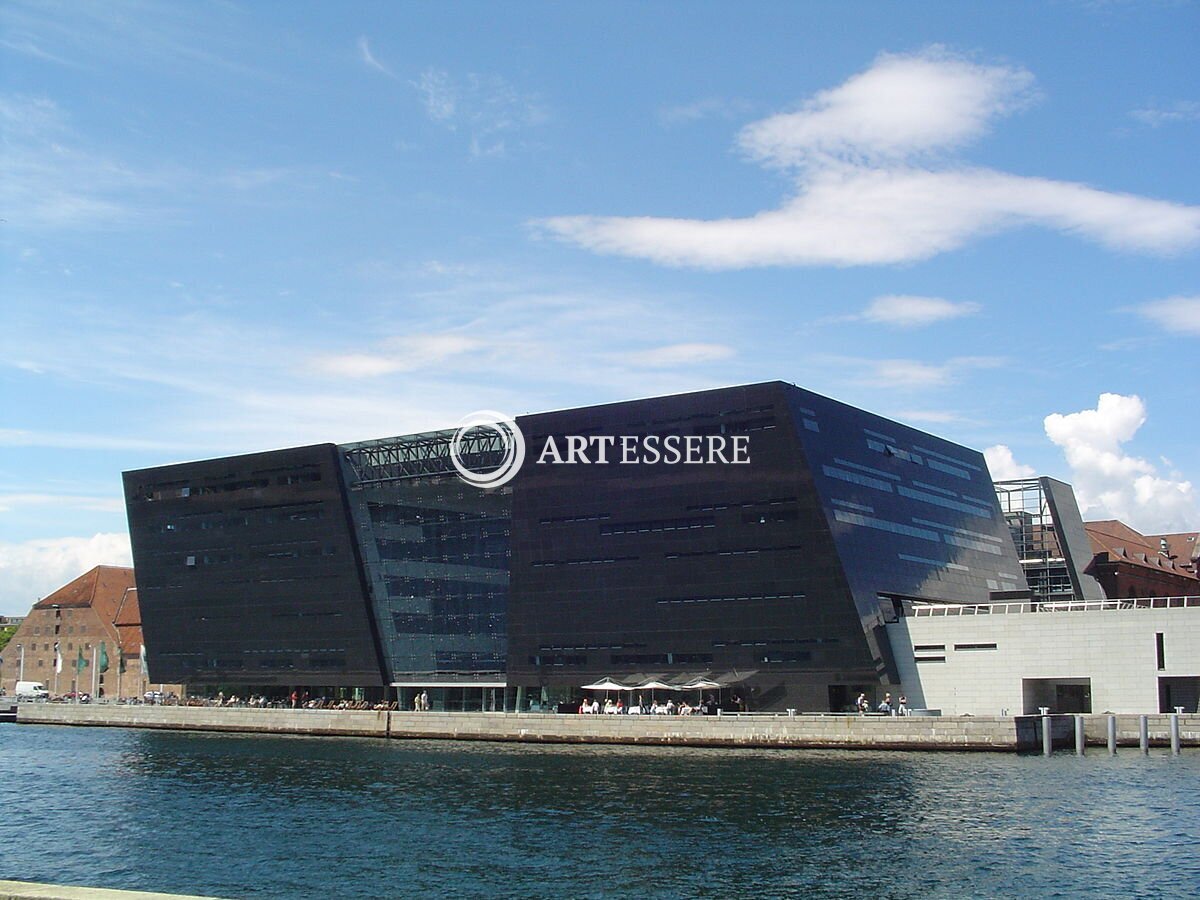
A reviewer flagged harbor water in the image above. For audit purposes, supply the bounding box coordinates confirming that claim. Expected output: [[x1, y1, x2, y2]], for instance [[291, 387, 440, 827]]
[[2, 723, 1198, 898]]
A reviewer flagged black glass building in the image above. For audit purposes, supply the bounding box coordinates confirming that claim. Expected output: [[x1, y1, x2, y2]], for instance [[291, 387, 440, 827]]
[[124, 381, 1027, 711]]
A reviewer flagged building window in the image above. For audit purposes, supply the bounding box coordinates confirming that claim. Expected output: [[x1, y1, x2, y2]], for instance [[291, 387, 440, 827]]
[[1156, 632, 1165, 670]]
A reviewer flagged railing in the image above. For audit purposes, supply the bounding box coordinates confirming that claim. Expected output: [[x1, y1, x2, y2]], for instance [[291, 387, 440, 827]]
[[909, 596, 1200, 617]]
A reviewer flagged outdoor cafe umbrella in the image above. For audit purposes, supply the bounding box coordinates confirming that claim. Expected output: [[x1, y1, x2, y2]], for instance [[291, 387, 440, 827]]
[[679, 677, 723, 707], [634, 679, 678, 706], [581, 678, 631, 691]]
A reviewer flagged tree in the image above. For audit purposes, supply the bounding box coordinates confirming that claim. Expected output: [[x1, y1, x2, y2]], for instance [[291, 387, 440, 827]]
[[0, 625, 16, 655]]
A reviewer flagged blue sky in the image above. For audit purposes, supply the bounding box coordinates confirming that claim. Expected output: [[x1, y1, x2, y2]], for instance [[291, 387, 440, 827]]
[[1, 1, 1198, 613]]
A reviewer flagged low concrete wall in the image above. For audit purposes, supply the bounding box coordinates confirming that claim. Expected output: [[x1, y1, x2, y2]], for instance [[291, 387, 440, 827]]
[[0, 880, 225, 900], [17, 704, 1198, 751], [388, 711, 1023, 750], [17, 703, 388, 737]]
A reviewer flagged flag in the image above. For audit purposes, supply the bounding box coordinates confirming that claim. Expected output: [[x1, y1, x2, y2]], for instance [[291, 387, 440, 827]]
[[140, 643, 148, 680], [54, 642, 62, 674], [118, 647, 126, 674], [76, 647, 88, 672], [98, 642, 109, 673]]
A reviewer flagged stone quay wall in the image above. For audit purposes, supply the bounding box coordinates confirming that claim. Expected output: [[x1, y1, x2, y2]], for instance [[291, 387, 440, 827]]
[[15, 704, 1199, 752]]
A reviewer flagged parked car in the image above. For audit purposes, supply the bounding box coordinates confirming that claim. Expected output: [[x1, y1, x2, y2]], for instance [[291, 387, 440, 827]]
[[144, 690, 164, 703]]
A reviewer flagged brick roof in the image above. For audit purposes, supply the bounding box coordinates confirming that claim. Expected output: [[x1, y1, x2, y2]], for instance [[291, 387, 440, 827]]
[[113, 587, 140, 626], [113, 587, 144, 656], [33, 566, 137, 624], [1086, 520, 1199, 580], [1145, 531, 1200, 571]]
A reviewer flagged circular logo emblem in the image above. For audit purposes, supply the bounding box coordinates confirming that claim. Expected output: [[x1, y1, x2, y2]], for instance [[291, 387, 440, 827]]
[[450, 410, 526, 489]]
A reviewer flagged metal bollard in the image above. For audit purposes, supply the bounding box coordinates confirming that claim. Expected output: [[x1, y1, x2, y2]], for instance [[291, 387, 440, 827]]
[[1139, 714, 1149, 754], [1075, 715, 1085, 756], [1171, 714, 1181, 756], [1042, 713, 1053, 757], [1107, 715, 1117, 755]]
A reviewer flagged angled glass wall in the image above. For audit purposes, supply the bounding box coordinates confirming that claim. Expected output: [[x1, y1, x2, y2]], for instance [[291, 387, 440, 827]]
[[993, 476, 1105, 601], [340, 433, 511, 687]]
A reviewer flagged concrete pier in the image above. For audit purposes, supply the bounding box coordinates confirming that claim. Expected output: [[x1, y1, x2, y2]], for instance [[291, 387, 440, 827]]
[[14, 704, 1200, 752], [0, 880, 225, 900]]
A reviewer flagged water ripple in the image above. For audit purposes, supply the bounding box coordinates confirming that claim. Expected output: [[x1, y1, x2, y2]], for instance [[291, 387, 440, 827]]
[[1, 725, 1198, 898]]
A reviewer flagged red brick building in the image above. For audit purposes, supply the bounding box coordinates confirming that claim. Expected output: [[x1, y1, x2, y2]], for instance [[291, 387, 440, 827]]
[[0, 566, 179, 699], [1085, 520, 1200, 599]]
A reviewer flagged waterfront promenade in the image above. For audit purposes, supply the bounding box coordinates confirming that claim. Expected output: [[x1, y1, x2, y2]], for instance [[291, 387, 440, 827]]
[[15, 703, 1200, 751]]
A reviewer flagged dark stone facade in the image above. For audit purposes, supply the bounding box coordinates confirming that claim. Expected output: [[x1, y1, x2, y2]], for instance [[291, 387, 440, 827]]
[[123, 444, 385, 687], [124, 382, 1025, 710]]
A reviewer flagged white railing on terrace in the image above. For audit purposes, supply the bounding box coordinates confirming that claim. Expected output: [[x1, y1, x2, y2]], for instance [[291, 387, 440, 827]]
[[909, 596, 1200, 617]]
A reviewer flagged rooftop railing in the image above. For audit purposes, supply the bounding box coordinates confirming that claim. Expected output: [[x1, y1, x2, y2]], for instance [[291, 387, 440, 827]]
[[909, 595, 1200, 617]]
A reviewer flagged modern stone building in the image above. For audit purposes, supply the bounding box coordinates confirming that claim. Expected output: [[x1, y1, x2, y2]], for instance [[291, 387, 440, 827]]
[[886, 595, 1200, 715], [124, 381, 1032, 712]]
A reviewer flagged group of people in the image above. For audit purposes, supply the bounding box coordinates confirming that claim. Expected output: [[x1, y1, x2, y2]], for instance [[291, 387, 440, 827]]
[[173, 693, 393, 710], [411, 690, 431, 711], [855, 692, 909, 716], [579, 696, 716, 716]]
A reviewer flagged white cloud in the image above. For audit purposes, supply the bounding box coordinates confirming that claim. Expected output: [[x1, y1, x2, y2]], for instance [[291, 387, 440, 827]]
[[0, 493, 125, 514], [834, 354, 1004, 389], [1134, 295, 1200, 336], [1044, 394, 1197, 532], [415, 68, 457, 122], [413, 68, 547, 156], [538, 49, 1200, 268], [659, 97, 753, 126], [0, 93, 153, 228], [861, 295, 980, 328], [357, 36, 394, 78], [2, 275, 738, 457], [624, 343, 735, 367], [738, 49, 1035, 166], [0, 428, 178, 451], [311, 334, 483, 378], [0, 533, 132, 616], [984, 444, 1036, 481], [895, 409, 966, 425], [1131, 100, 1200, 128]]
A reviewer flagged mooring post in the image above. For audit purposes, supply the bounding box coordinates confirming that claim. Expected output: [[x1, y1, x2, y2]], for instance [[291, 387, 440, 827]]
[[1139, 714, 1149, 754], [1107, 715, 1117, 755], [1171, 714, 1181, 756], [1042, 713, 1053, 757], [1075, 715, 1085, 756]]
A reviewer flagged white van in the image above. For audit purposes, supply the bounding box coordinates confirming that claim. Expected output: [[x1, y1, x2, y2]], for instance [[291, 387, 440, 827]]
[[15, 681, 50, 701]]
